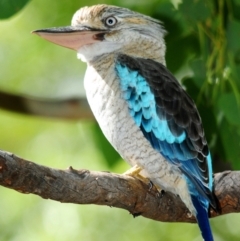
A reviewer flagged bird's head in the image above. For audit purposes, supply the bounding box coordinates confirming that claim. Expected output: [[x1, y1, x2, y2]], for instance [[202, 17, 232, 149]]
[[33, 4, 166, 64]]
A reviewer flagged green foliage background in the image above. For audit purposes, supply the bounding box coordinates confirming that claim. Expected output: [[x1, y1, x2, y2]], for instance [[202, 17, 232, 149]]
[[0, 0, 240, 240]]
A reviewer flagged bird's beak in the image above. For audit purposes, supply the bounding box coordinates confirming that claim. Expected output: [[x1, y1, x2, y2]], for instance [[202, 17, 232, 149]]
[[32, 26, 106, 51]]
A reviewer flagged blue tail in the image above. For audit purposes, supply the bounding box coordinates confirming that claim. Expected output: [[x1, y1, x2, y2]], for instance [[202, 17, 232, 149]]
[[192, 195, 214, 241]]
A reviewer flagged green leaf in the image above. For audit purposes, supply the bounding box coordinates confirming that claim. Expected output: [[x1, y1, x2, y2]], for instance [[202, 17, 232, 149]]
[[227, 18, 240, 52], [178, 0, 212, 22], [181, 76, 201, 103], [218, 93, 240, 126], [232, 0, 240, 21], [189, 59, 207, 88], [166, 34, 199, 73], [219, 118, 240, 169], [0, 0, 30, 19]]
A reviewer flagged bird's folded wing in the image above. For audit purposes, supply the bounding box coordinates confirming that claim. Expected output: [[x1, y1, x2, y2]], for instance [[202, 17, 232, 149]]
[[116, 54, 216, 208]]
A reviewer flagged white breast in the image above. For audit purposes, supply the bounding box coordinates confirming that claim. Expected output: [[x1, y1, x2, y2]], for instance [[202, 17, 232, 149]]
[[84, 62, 196, 215]]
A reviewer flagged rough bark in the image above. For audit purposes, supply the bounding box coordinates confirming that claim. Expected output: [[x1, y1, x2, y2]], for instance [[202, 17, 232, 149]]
[[0, 150, 239, 223]]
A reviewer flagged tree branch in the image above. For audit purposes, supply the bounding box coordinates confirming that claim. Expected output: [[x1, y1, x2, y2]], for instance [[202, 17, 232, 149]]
[[0, 90, 94, 120], [0, 150, 238, 223]]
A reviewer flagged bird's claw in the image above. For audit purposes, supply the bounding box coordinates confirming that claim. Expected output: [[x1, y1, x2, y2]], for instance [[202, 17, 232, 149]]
[[124, 165, 151, 185]]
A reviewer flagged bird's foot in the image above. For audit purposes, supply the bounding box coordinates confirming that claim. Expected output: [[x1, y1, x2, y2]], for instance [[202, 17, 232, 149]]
[[124, 165, 150, 185], [124, 165, 163, 194]]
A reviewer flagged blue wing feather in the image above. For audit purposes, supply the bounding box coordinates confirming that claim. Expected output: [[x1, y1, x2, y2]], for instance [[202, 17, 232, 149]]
[[115, 56, 216, 210]]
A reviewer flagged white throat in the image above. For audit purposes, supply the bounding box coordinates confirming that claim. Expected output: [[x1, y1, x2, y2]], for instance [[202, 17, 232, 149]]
[[77, 41, 121, 62]]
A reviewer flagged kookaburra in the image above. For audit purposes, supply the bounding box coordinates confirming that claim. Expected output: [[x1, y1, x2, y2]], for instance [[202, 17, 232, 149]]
[[33, 5, 216, 241]]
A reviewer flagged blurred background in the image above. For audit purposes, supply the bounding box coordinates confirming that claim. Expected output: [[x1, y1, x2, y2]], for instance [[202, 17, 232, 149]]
[[0, 0, 240, 240]]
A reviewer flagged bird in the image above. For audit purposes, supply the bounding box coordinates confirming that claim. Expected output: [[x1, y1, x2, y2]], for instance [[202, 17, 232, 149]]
[[33, 4, 216, 241]]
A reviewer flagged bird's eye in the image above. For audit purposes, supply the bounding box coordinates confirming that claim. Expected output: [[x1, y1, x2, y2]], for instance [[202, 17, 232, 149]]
[[105, 16, 117, 27]]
